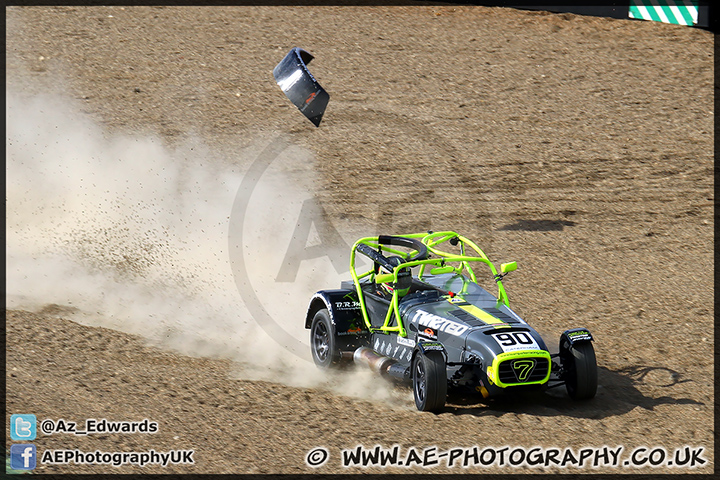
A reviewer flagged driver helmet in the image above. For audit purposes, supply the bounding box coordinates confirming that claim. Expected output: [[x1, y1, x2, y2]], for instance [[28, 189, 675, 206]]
[[379, 256, 411, 297]]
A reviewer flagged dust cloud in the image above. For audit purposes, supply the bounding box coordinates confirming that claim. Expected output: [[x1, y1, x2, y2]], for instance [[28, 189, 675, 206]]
[[6, 89, 408, 406]]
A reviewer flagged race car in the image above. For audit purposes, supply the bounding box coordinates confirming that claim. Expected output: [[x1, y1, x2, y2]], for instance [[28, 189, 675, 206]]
[[305, 231, 597, 412]]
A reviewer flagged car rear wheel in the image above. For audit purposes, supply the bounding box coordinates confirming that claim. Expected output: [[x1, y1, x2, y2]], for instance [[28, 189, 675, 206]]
[[562, 341, 597, 400], [310, 308, 342, 368], [412, 350, 447, 412]]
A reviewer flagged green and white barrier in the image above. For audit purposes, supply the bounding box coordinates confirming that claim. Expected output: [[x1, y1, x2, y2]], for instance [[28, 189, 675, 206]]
[[629, 0, 699, 26]]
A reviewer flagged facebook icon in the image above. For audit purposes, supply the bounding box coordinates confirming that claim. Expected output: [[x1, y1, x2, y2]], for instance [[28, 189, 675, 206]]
[[10, 444, 37, 470]]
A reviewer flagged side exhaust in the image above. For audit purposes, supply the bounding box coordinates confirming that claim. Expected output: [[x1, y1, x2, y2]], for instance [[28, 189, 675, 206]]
[[353, 346, 410, 381]]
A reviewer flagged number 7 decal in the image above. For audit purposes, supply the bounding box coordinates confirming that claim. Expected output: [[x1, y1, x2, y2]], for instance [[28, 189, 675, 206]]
[[512, 359, 536, 381]]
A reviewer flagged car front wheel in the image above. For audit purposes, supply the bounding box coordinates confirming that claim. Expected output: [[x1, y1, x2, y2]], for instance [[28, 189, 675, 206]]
[[562, 341, 597, 400], [412, 350, 447, 412]]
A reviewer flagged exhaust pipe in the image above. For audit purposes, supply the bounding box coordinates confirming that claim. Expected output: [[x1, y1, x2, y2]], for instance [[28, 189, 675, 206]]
[[353, 346, 410, 381]]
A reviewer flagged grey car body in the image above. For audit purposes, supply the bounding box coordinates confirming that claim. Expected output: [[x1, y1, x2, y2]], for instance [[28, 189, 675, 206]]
[[305, 233, 597, 412]]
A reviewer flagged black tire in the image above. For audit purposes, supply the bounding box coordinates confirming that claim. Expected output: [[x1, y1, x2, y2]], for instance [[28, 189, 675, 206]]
[[310, 308, 342, 368], [562, 341, 597, 400], [412, 350, 447, 412]]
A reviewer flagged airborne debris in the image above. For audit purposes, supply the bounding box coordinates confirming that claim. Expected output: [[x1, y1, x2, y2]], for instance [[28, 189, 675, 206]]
[[273, 47, 329, 127]]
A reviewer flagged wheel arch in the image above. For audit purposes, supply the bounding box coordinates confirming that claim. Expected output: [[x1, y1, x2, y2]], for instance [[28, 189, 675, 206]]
[[305, 289, 370, 352], [560, 327, 594, 351], [412, 341, 448, 364], [306, 294, 332, 330]]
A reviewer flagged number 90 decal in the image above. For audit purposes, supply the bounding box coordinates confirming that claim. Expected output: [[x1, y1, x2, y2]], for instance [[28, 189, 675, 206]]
[[491, 331, 539, 352]]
